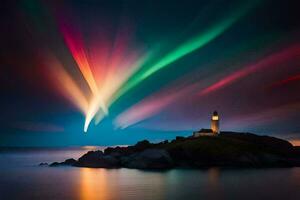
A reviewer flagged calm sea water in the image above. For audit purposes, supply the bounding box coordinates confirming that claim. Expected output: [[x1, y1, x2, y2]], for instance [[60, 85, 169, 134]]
[[1, 147, 300, 200]]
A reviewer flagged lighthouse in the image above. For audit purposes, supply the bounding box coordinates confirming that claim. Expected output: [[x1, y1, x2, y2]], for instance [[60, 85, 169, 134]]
[[192, 111, 220, 137], [211, 111, 219, 135]]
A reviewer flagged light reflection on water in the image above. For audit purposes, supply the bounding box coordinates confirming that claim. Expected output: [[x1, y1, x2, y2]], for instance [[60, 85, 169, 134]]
[[1, 148, 300, 200], [80, 168, 109, 200], [78, 167, 169, 200]]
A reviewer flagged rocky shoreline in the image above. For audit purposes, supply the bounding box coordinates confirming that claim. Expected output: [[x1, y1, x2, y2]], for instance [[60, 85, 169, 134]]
[[45, 132, 300, 169]]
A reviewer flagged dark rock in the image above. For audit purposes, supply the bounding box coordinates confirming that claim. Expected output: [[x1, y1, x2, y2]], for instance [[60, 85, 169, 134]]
[[74, 150, 120, 168], [176, 136, 185, 141], [104, 147, 116, 155], [39, 162, 48, 166], [50, 162, 60, 167], [50, 158, 76, 167], [157, 140, 169, 145], [122, 149, 173, 169], [132, 140, 151, 152], [104, 146, 128, 156], [64, 158, 77, 165], [49, 132, 300, 169], [220, 132, 293, 152]]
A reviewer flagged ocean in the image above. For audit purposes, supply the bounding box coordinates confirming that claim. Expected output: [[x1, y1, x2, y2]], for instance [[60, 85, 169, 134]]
[[1, 147, 300, 200]]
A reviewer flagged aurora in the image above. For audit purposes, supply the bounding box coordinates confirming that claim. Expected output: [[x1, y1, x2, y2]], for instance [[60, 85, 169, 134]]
[[1, 0, 300, 146], [48, 1, 260, 132]]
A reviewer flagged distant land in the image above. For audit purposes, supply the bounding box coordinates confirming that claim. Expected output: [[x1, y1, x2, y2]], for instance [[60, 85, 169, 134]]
[[46, 132, 300, 169]]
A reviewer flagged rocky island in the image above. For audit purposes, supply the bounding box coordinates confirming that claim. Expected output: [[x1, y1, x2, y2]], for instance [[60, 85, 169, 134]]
[[48, 132, 300, 169]]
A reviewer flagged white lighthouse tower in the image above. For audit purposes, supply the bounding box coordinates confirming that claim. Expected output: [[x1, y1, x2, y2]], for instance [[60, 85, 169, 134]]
[[211, 111, 220, 135]]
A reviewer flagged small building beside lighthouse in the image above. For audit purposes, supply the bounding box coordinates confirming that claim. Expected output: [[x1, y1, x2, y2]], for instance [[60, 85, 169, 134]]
[[193, 111, 220, 137]]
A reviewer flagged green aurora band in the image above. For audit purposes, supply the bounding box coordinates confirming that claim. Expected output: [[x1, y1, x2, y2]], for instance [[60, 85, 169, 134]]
[[111, 1, 259, 105]]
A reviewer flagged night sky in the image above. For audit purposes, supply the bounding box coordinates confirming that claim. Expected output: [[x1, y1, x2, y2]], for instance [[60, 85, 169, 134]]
[[1, 0, 300, 146]]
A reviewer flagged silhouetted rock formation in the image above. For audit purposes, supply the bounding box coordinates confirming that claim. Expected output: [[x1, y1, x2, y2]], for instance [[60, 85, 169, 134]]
[[74, 150, 119, 168], [121, 149, 173, 169], [49, 132, 300, 169], [39, 162, 48, 166], [49, 158, 77, 167]]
